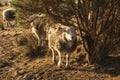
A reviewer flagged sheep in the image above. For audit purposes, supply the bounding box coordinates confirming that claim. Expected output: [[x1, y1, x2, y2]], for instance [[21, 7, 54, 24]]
[[0, 0, 7, 6], [48, 25, 77, 69], [0, 0, 13, 7], [7, 0, 13, 6], [2, 8, 16, 27], [29, 14, 46, 46]]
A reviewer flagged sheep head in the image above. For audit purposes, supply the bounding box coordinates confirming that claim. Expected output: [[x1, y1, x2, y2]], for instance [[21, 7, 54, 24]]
[[63, 26, 76, 41]]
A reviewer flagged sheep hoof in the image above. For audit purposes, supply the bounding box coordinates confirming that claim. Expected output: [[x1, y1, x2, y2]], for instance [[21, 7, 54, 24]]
[[58, 66, 62, 68], [58, 64, 62, 68], [53, 61, 57, 65], [52, 59, 57, 65], [65, 66, 71, 70]]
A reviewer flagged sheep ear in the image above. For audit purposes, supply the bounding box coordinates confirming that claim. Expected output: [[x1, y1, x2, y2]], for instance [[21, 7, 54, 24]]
[[63, 33, 67, 41], [30, 22, 34, 26]]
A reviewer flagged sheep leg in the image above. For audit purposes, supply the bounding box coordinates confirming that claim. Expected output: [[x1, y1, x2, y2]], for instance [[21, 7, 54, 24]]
[[13, 19, 17, 27], [66, 53, 71, 69], [49, 45, 56, 64], [8, 21, 12, 27], [41, 37, 44, 47], [35, 34, 40, 46], [6, 21, 10, 27], [55, 49, 62, 68], [32, 27, 40, 46]]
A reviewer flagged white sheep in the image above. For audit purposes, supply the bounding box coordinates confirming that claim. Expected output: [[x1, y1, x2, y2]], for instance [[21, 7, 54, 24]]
[[29, 14, 46, 46], [48, 25, 77, 69], [2, 8, 16, 27]]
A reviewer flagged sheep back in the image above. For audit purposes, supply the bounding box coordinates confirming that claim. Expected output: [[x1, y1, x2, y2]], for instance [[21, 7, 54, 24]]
[[3, 8, 15, 21]]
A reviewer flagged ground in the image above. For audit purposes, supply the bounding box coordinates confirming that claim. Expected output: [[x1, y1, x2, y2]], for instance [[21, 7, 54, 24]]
[[0, 6, 120, 80]]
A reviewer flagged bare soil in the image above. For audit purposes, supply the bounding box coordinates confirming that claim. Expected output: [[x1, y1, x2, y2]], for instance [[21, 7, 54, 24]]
[[0, 6, 120, 80]]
